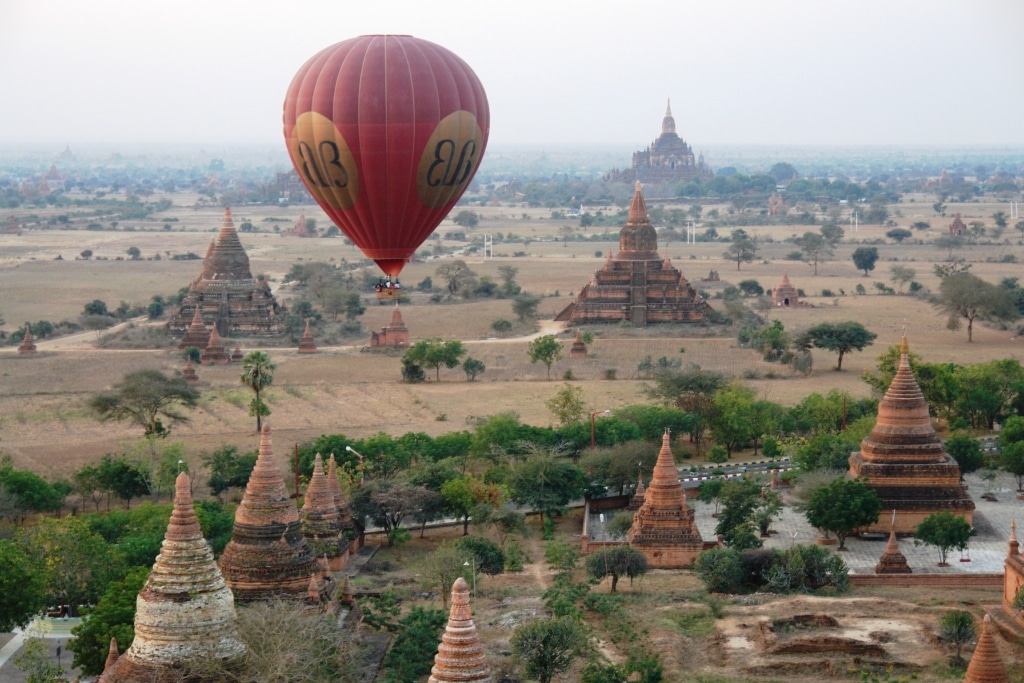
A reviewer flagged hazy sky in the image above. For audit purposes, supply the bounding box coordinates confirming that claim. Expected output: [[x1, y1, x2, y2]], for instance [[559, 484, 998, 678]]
[[1, 0, 1022, 148]]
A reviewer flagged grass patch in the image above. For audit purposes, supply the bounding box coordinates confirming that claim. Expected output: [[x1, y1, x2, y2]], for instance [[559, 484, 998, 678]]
[[665, 608, 717, 638]]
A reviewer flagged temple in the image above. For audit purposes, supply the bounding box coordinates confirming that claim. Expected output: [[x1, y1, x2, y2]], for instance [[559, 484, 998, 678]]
[[168, 208, 282, 339], [18, 324, 36, 355], [964, 615, 1009, 683], [555, 182, 711, 327], [297, 320, 318, 353], [201, 326, 230, 365], [182, 357, 198, 383], [428, 577, 491, 683], [873, 524, 912, 574], [949, 212, 967, 235], [218, 424, 323, 602], [369, 304, 410, 348], [1002, 521, 1024, 630], [301, 454, 346, 570], [770, 272, 805, 307], [627, 431, 704, 567], [606, 102, 713, 184], [283, 211, 317, 237], [846, 337, 974, 534], [3, 216, 22, 235], [99, 473, 245, 682]]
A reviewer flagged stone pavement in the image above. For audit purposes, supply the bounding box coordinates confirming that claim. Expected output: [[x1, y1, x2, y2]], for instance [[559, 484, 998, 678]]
[[589, 469, 1023, 575]]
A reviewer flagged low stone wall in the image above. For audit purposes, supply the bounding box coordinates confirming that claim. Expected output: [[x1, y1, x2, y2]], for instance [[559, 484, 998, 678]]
[[849, 573, 1002, 588]]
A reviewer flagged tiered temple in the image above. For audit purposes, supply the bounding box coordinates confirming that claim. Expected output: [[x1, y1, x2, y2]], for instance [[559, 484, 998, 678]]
[[847, 337, 974, 534], [178, 307, 211, 351], [168, 208, 282, 339], [428, 577, 491, 683], [606, 102, 713, 184], [297, 320, 318, 353], [627, 431, 704, 567], [555, 182, 711, 327], [964, 615, 1009, 683], [301, 454, 345, 570], [369, 304, 410, 348], [218, 424, 322, 602], [18, 324, 36, 355], [99, 473, 245, 682]]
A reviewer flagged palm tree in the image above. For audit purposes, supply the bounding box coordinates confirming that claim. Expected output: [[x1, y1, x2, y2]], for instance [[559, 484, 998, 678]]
[[240, 351, 276, 431]]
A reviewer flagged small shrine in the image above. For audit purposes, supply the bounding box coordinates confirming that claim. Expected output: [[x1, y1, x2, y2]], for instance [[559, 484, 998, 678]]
[[770, 272, 804, 307], [1002, 521, 1024, 629], [3, 216, 22, 235], [167, 208, 282, 339], [555, 182, 711, 327], [369, 304, 410, 348], [218, 424, 322, 602], [873, 525, 911, 574], [428, 577, 491, 683], [301, 454, 345, 570], [182, 357, 198, 384], [949, 213, 967, 235], [627, 431, 704, 567], [847, 337, 974, 534], [964, 615, 1009, 683], [284, 211, 317, 237], [99, 473, 245, 682], [177, 307, 211, 351], [231, 345, 244, 363], [18, 324, 36, 355], [297, 320, 318, 353], [569, 329, 587, 358], [626, 473, 646, 511], [201, 326, 230, 365]]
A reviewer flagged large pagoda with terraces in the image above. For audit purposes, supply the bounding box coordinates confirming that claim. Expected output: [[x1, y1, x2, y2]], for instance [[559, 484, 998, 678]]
[[606, 102, 713, 184], [168, 208, 282, 339], [555, 182, 711, 327]]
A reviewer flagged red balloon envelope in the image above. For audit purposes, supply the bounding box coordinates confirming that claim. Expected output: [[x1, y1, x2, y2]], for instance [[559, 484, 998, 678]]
[[283, 35, 490, 276]]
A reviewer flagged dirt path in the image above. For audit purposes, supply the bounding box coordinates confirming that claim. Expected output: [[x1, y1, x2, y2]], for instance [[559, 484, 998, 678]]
[[523, 533, 552, 592], [33, 316, 149, 350]]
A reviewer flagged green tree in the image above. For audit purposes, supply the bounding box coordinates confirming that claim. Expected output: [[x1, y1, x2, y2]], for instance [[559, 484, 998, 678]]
[[944, 434, 984, 481], [886, 228, 913, 243], [126, 246, 141, 259], [491, 318, 513, 336], [708, 384, 756, 455], [796, 321, 877, 371], [201, 445, 257, 499], [69, 566, 149, 676], [435, 259, 477, 295], [404, 338, 467, 381], [938, 610, 976, 662], [795, 231, 831, 275], [714, 479, 764, 550], [889, 265, 916, 294], [457, 535, 506, 575], [528, 335, 563, 380], [914, 510, 972, 565], [803, 478, 882, 549], [546, 383, 586, 426], [463, 356, 485, 381], [14, 635, 68, 683], [240, 351, 275, 432], [90, 369, 199, 438], [380, 606, 447, 683], [723, 229, 758, 270], [851, 247, 879, 276], [511, 616, 587, 683], [497, 265, 521, 297], [84, 299, 108, 316], [452, 210, 480, 228], [697, 477, 727, 516], [0, 540, 47, 632], [694, 546, 743, 593], [935, 233, 965, 259], [512, 293, 542, 321], [508, 455, 586, 526], [585, 545, 648, 592], [937, 272, 1019, 343]]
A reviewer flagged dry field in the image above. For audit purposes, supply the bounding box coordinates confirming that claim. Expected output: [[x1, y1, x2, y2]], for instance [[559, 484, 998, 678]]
[[2, 194, 1023, 477]]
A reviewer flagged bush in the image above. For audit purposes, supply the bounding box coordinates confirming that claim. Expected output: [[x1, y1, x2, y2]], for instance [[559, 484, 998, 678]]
[[456, 536, 505, 575], [694, 547, 743, 593]]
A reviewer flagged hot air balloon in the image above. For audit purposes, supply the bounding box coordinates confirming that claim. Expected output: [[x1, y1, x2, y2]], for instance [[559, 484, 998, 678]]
[[283, 35, 490, 287]]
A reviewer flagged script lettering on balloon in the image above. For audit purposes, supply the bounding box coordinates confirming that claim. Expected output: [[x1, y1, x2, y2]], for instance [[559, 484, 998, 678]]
[[288, 112, 358, 210], [417, 111, 483, 208]]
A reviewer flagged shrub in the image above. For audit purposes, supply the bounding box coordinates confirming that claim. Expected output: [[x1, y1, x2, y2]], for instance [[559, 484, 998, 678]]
[[694, 547, 743, 593]]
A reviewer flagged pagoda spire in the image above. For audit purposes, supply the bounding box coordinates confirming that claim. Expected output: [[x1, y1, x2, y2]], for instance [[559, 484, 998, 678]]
[[1009, 519, 1019, 557], [428, 577, 491, 683], [964, 615, 1009, 683], [627, 182, 650, 226]]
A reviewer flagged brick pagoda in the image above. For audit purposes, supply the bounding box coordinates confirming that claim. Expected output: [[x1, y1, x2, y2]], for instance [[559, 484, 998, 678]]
[[168, 208, 282, 339], [99, 473, 245, 682], [555, 182, 711, 327], [1002, 521, 1024, 629], [369, 304, 410, 348], [874, 526, 912, 574], [182, 357, 198, 384], [770, 272, 802, 307], [569, 329, 587, 358], [847, 337, 974, 534], [201, 326, 230, 365], [218, 424, 322, 602], [428, 577, 491, 683], [301, 454, 345, 570], [606, 102, 713, 184], [627, 431, 703, 567], [327, 454, 356, 558], [18, 324, 36, 355], [3, 216, 22, 235], [964, 615, 1009, 683], [177, 307, 211, 351], [297, 320, 318, 353]]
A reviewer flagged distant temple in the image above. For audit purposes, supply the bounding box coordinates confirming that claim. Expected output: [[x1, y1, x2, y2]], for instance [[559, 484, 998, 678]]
[[846, 336, 974, 534], [770, 272, 807, 307], [283, 211, 317, 237], [606, 101, 713, 184], [168, 208, 282, 339], [3, 216, 22, 235], [948, 212, 966, 235], [554, 182, 711, 327], [369, 304, 410, 348]]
